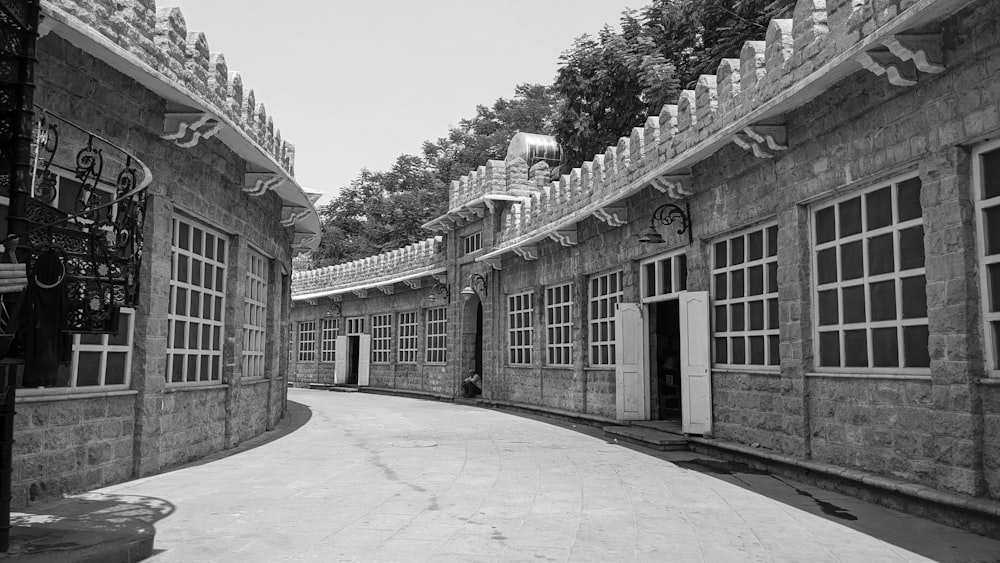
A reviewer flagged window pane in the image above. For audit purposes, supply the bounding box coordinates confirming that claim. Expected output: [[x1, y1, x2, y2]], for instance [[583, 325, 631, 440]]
[[644, 264, 656, 297], [767, 262, 778, 293], [731, 237, 745, 265], [897, 177, 922, 221], [77, 352, 102, 386], [714, 274, 727, 300], [749, 336, 764, 365], [749, 300, 764, 330], [841, 241, 863, 281], [715, 338, 727, 364], [731, 270, 745, 298], [872, 328, 899, 367], [817, 248, 837, 285], [842, 285, 866, 324], [844, 329, 868, 367], [986, 206, 1000, 256], [866, 187, 892, 230], [990, 263, 1000, 312], [767, 226, 778, 257], [819, 332, 839, 367], [731, 337, 745, 364], [816, 206, 836, 244], [767, 298, 779, 330], [714, 241, 727, 269], [715, 305, 727, 332], [731, 303, 745, 331], [748, 230, 763, 261], [768, 335, 779, 365], [106, 352, 127, 385], [840, 197, 862, 237], [901, 275, 927, 319], [899, 226, 925, 270], [870, 281, 897, 321], [748, 265, 763, 296], [678, 255, 688, 290], [868, 234, 894, 275], [903, 325, 930, 367], [818, 290, 838, 326]]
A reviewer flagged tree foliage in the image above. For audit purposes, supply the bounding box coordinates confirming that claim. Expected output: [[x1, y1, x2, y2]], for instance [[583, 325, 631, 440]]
[[422, 84, 558, 183], [553, 0, 795, 169]]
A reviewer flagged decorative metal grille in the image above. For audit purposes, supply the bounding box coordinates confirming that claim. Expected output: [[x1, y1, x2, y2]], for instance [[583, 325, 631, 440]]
[[16, 107, 152, 333]]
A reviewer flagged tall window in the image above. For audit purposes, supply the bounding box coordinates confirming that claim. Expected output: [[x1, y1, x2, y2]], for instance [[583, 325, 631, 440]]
[[589, 270, 622, 366], [712, 225, 779, 367], [464, 232, 482, 254], [167, 217, 227, 384], [243, 248, 269, 379], [65, 309, 135, 388], [425, 307, 447, 364], [320, 318, 338, 363], [297, 321, 316, 362], [813, 176, 928, 370], [371, 313, 392, 364], [508, 291, 534, 365], [545, 284, 572, 366], [397, 311, 418, 363], [975, 144, 1000, 376]]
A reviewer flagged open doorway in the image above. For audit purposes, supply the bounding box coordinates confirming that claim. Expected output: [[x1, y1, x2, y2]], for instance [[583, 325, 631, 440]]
[[347, 336, 359, 384], [461, 294, 483, 395], [648, 299, 681, 420]]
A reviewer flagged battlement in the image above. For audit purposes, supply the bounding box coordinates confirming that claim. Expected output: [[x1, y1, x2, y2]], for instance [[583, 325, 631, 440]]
[[292, 237, 446, 298], [41, 0, 296, 177]]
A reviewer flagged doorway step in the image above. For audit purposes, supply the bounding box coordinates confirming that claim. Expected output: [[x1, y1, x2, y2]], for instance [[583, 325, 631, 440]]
[[330, 385, 359, 393], [307, 383, 335, 390], [603, 425, 688, 451]]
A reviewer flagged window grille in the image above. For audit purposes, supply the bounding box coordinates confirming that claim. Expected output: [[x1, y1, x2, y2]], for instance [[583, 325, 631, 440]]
[[242, 248, 269, 378], [545, 284, 572, 366], [588, 271, 622, 366], [297, 321, 316, 363], [425, 307, 447, 364], [508, 291, 534, 365], [320, 318, 338, 363], [397, 312, 418, 363], [371, 313, 392, 364]]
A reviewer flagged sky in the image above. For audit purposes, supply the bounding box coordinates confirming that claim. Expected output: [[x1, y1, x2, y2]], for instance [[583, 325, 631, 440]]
[[167, 1, 636, 205]]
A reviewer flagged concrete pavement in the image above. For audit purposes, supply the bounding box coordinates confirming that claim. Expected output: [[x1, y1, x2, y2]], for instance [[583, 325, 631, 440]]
[[10, 389, 1000, 562]]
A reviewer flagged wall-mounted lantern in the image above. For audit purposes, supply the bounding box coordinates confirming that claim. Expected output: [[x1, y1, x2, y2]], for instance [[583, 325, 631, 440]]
[[460, 273, 487, 298], [638, 201, 692, 245]]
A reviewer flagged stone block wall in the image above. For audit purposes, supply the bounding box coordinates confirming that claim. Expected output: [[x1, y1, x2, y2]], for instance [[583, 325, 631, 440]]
[[11, 26, 293, 507], [12, 395, 135, 506]]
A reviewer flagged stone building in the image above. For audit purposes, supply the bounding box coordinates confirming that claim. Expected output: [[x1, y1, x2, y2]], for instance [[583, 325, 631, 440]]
[[7, 0, 320, 507], [291, 0, 1000, 528]]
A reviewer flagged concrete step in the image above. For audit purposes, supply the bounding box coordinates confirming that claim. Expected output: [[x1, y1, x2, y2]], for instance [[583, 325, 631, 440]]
[[330, 385, 360, 393], [604, 425, 689, 451], [308, 383, 334, 390]]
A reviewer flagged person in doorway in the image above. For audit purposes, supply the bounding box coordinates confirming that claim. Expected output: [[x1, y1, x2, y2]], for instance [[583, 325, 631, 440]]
[[462, 371, 481, 398]]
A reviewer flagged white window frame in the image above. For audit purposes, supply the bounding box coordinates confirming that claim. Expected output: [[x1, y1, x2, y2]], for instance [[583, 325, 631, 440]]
[[242, 247, 269, 379], [297, 321, 316, 363], [974, 139, 1000, 377], [371, 313, 392, 364], [64, 308, 136, 389], [346, 317, 365, 335], [464, 231, 482, 255], [811, 174, 929, 373], [508, 291, 534, 365], [167, 216, 228, 384], [711, 224, 780, 368], [545, 283, 573, 366], [640, 251, 688, 304], [588, 270, 622, 367], [320, 318, 338, 363], [397, 311, 418, 364], [425, 307, 447, 364]]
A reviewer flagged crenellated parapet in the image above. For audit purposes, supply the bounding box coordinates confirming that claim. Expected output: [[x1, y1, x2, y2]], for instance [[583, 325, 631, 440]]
[[467, 0, 955, 261], [39, 0, 296, 177], [291, 237, 447, 299]]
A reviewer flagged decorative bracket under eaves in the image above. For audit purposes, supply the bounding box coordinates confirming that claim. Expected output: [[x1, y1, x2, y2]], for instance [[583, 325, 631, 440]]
[[650, 174, 693, 199], [244, 172, 285, 196], [592, 206, 627, 227], [162, 112, 222, 148], [513, 245, 538, 261]]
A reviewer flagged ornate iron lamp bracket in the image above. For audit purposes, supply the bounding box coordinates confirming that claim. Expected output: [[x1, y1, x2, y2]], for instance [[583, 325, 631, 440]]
[[644, 201, 693, 244]]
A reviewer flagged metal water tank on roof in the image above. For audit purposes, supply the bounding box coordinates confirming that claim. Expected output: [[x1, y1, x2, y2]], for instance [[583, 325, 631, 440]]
[[505, 132, 563, 169]]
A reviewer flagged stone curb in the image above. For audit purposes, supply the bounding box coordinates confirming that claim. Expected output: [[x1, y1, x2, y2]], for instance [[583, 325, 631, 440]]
[[688, 436, 1000, 532]]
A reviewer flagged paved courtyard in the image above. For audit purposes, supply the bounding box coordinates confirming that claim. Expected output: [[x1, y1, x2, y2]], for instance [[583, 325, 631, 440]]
[[27, 389, 1000, 562]]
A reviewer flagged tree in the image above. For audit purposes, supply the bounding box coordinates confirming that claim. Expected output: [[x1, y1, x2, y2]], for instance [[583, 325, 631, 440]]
[[422, 84, 558, 183], [312, 155, 448, 267], [552, 0, 795, 169]]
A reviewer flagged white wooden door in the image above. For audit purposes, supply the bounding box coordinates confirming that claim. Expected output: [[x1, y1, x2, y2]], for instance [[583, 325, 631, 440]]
[[358, 334, 371, 387], [334, 335, 348, 384], [615, 302, 647, 421], [680, 291, 712, 434]]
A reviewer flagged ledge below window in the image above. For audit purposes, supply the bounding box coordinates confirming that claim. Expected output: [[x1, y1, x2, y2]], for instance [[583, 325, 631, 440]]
[[712, 367, 781, 376], [16, 389, 137, 403], [164, 384, 229, 393], [805, 372, 931, 382]]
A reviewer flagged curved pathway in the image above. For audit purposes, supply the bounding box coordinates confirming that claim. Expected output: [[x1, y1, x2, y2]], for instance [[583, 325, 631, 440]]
[[94, 389, 999, 562]]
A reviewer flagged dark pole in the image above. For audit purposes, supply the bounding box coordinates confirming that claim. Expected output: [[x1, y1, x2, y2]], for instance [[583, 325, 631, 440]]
[[1, 0, 41, 552]]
